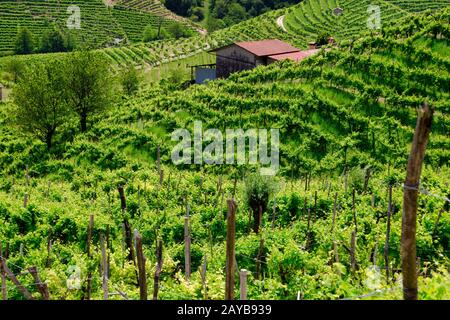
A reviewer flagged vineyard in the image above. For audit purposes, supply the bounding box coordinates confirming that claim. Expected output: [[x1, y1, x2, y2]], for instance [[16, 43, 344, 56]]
[[1, 0, 447, 70], [0, 7, 448, 300], [283, 0, 450, 43], [0, 0, 194, 56]]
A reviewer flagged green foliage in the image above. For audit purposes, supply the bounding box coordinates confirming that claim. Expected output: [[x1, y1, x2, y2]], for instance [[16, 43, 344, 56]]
[[11, 59, 70, 149], [1, 58, 25, 83], [0, 5, 448, 301], [39, 28, 76, 54], [64, 50, 115, 132], [316, 32, 330, 46], [14, 27, 34, 55], [121, 65, 141, 96]]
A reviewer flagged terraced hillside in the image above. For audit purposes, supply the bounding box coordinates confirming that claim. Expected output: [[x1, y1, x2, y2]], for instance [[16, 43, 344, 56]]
[[118, 0, 206, 34], [283, 0, 450, 43], [0, 0, 448, 68], [0, 0, 195, 56], [99, 0, 449, 67], [0, 8, 448, 300]]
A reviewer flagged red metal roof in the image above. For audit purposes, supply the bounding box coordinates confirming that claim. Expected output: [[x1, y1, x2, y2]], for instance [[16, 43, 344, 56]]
[[233, 39, 300, 57], [268, 49, 320, 62]]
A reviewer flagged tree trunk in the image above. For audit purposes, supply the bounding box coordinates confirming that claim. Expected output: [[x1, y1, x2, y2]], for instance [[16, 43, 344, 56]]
[[46, 130, 53, 149], [80, 111, 87, 133]]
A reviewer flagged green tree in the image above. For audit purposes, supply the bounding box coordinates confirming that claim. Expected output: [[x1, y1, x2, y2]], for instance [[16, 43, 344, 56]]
[[65, 50, 114, 132], [244, 173, 277, 233], [11, 60, 69, 149], [2, 58, 25, 83], [14, 27, 34, 54], [121, 65, 141, 96], [167, 23, 194, 39], [40, 29, 66, 53], [316, 32, 331, 46], [142, 25, 159, 42]]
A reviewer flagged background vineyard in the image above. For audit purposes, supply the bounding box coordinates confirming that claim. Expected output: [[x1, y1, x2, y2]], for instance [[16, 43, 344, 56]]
[[0, 0, 194, 56]]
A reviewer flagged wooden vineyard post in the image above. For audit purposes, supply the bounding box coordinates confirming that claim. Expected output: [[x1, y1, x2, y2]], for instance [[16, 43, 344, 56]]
[[25, 165, 30, 186], [1, 257, 33, 300], [46, 230, 52, 268], [184, 204, 191, 281], [432, 208, 445, 238], [135, 230, 147, 300], [100, 234, 108, 300], [239, 269, 248, 300], [200, 257, 207, 299], [118, 186, 135, 263], [256, 238, 264, 280], [225, 199, 237, 300], [363, 168, 371, 193], [153, 239, 163, 300], [156, 146, 164, 185], [352, 189, 358, 234], [350, 230, 356, 274], [331, 192, 338, 232], [402, 103, 433, 300], [23, 193, 28, 208], [271, 199, 276, 229], [28, 266, 50, 300], [86, 214, 94, 300], [313, 191, 317, 223], [0, 243, 6, 300], [384, 185, 392, 283], [333, 241, 339, 264]]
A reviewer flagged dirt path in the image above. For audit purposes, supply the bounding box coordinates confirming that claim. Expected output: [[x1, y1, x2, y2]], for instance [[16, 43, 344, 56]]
[[276, 15, 287, 32]]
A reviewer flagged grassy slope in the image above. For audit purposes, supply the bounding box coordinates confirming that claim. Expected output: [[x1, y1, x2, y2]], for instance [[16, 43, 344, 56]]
[[0, 8, 448, 300]]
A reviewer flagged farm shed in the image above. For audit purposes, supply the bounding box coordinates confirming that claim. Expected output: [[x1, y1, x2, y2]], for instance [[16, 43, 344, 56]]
[[211, 39, 309, 79]]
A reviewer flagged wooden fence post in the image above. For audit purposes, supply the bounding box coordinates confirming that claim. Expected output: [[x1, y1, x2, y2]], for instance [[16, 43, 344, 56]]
[[153, 239, 163, 300], [135, 230, 147, 300], [239, 269, 248, 300], [100, 234, 108, 300], [0, 243, 6, 300], [384, 185, 392, 283], [28, 266, 50, 300], [225, 199, 237, 300], [184, 204, 191, 281], [402, 103, 433, 300], [86, 214, 94, 300]]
